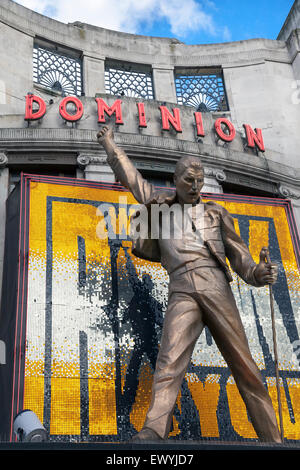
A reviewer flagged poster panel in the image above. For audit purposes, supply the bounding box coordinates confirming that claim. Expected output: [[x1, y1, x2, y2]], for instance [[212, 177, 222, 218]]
[[4, 174, 300, 442]]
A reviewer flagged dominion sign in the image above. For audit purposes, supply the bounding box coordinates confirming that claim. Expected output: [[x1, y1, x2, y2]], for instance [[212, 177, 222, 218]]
[[0, 174, 299, 442]]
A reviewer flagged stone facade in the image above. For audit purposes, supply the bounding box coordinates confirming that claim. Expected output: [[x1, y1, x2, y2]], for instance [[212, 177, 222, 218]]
[[0, 0, 299, 304]]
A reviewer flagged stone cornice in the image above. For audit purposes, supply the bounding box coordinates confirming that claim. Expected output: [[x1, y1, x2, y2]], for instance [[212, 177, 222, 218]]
[[1, 128, 298, 190]]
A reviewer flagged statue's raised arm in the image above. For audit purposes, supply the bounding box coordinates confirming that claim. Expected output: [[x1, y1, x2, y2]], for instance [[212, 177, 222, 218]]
[[97, 126, 155, 204]]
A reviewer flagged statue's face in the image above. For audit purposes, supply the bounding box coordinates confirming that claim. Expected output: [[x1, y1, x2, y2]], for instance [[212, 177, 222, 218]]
[[174, 166, 204, 205]]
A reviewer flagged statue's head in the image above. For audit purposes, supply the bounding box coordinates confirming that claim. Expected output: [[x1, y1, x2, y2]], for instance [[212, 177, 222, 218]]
[[174, 156, 204, 205]]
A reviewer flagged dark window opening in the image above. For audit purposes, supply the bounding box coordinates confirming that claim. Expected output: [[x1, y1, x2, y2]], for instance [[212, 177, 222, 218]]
[[9, 165, 77, 194], [221, 181, 279, 198], [139, 170, 173, 188]]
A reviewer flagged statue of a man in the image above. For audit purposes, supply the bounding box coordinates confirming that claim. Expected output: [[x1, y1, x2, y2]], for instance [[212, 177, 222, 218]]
[[97, 126, 281, 443]]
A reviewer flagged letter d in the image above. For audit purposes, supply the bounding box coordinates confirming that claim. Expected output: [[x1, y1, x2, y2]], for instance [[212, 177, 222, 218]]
[[24, 93, 46, 121]]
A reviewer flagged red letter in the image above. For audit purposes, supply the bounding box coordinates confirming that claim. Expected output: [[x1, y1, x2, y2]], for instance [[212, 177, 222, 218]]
[[194, 112, 205, 137], [214, 117, 236, 142], [243, 124, 265, 152], [95, 98, 123, 125], [137, 102, 147, 128], [59, 96, 83, 122], [24, 93, 46, 121], [159, 106, 182, 133]]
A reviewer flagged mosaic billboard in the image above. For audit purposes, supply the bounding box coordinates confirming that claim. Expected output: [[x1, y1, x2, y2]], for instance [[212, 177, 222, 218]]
[[0, 174, 299, 442]]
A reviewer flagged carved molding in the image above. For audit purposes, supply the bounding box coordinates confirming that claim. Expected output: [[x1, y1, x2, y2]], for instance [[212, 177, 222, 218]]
[[77, 154, 107, 168], [0, 153, 8, 169], [77, 154, 90, 168], [204, 167, 226, 182], [278, 184, 300, 200]]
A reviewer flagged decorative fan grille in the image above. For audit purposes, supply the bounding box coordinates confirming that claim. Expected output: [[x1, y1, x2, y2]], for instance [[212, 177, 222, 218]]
[[33, 45, 82, 96], [175, 71, 228, 112], [105, 64, 154, 100]]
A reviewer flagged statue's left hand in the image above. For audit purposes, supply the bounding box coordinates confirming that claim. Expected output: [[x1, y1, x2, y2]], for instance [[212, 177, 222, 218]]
[[254, 247, 278, 285]]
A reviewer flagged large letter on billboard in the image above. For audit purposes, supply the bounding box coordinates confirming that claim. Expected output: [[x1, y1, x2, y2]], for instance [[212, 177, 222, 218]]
[[243, 124, 265, 152], [194, 112, 205, 137], [159, 106, 182, 133], [137, 102, 147, 128], [24, 93, 46, 121], [214, 117, 236, 142], [59, 96, 84, 122], [95, 98, 124, 125]]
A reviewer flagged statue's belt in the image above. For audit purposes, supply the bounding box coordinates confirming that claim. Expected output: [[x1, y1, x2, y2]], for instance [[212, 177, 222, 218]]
[[169, 258, 220, 277]]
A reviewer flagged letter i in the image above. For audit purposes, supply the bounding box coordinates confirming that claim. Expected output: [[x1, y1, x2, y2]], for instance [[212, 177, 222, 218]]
[[194, 112, 205, 137], [137, 102, 147, 127]]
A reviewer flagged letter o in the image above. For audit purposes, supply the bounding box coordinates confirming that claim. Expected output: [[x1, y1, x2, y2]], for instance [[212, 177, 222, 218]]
[[214, 117, 236, 142], [59, 96, 83, 122]]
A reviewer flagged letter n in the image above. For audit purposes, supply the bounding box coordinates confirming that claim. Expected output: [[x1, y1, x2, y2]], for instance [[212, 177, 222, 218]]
[[95, 98, 123, 124], [243, 124, 265, 152], [24, 93, 46, 121], [159, 106, 182, 132]]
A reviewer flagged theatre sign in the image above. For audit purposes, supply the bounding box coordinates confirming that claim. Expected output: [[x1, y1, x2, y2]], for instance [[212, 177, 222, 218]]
[[24, 93, 265, 152]]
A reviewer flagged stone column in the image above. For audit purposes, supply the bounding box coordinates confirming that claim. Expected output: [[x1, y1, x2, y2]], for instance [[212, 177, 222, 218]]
[[292, 199, 300, 236], [0, 153, 9, 305], [286, 29, 300, 81], [152, 65, 177, 103], [82, 54, 106, 97], [278, 184, 300, 237], [202, 167, 225, 194], [77, 154, 115, 182]]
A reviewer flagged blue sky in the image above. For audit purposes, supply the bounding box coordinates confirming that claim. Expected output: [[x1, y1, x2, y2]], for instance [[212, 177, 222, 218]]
[[16, 0, 294, 45], [149, 0, 295, 44]]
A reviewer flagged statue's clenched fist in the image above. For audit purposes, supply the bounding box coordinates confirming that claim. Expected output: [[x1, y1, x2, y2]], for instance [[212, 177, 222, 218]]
[[97, 126, 114, 145]]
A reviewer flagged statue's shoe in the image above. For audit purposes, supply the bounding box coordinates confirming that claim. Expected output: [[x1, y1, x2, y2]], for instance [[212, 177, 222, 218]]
[[131, 428, 163, 442]]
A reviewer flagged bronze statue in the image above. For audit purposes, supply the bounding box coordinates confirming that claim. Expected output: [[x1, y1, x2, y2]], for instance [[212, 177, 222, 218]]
[[97, 126, 281, 443]]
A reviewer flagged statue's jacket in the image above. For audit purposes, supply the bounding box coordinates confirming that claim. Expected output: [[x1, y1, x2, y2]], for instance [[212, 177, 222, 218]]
[[107, 147, 262, 287]]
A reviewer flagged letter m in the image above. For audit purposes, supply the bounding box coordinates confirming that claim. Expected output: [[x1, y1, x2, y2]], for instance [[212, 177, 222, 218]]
[[95, 98, 123, 124]]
